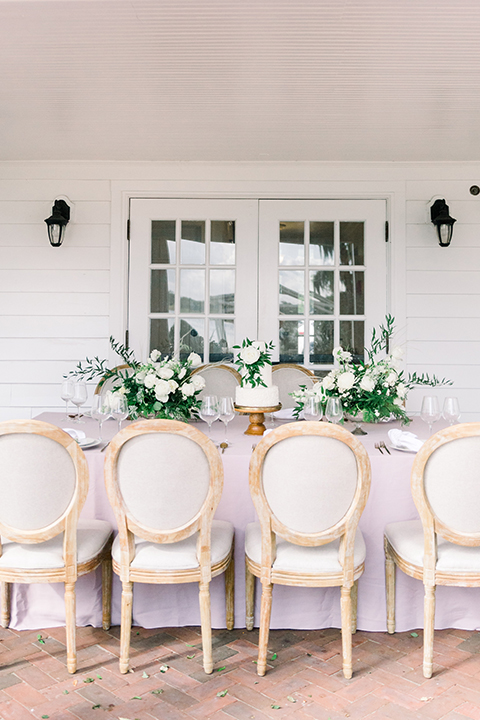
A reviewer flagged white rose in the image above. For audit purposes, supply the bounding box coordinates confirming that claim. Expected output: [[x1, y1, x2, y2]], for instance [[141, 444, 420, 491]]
[[396, 383, 406, 399], [337, 371, 356, 392], [144, 373, 157, 389], [393, 397, 403, 407], [187, 352, 202, 368], [154, 379, 171, 402], [386, 371, 397, 386], [158, 366, 174, 380], [178, 367, 187, 380], [181, 382, 196, 397], [191, 374, 206, 390], [332, 346, 343, 357], [322, 374, 336, 390], [135, 370, 146, 384], [239, 345, 261, 364], [360, 375, 375, 392], [168, 379, 178, 392], [150, 349, 161, 362]]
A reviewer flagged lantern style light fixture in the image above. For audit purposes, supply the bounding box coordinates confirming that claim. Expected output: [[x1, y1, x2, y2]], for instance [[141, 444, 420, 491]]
[[430, 198, 456, 247], [44, 199, 71, 247]]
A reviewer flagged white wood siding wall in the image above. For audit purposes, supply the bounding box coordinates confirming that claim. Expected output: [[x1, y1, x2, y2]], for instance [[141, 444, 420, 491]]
[[0, 163, 478, 422]]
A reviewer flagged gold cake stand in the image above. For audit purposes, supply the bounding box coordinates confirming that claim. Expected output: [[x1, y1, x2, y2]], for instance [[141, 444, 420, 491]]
[[234, 403, 282, 436]]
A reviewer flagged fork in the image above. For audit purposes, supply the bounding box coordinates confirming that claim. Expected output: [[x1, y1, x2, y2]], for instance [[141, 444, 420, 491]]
[[374, 442, 384, 455], [380, 440, 391, 455]]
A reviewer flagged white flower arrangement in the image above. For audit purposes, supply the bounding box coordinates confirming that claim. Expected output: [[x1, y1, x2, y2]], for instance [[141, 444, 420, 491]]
[[291, 316, 452, 423], [233, 338, 274, 387]]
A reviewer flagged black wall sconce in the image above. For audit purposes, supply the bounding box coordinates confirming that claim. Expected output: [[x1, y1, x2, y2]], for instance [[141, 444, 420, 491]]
[[44, 199, 71, 247], [430, 198, 456, 247]]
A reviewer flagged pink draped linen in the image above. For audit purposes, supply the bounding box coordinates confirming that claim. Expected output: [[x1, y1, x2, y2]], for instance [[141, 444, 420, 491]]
[[9, 413, 480, 633]]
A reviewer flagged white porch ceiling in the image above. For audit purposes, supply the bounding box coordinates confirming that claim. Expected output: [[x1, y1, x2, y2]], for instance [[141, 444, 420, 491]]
[[1, 0, 480, 162]]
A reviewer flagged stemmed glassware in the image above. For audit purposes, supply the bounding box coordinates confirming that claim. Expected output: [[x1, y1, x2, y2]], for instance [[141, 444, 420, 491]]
[[219, 396, 235, 446], [420, 396, 441, 436], [303, 397, 322, 422], [71, 382, 88, 423], [111, 394, 129, 432], [325, 397, 343, 424], [199, 395, 220, 437], [61, 379, 74, 420], [91, 395, 111, 441], [442, 397, 461, 426]]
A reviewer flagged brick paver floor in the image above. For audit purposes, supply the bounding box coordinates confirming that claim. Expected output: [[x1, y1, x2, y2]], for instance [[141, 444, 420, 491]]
[[1, 624, 480, 719]]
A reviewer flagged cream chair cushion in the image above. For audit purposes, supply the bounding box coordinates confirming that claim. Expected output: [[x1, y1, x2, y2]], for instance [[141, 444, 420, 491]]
[[0, 520, 112, 570], [112, 519, 234, 571], [385, 519, 480, 574], [245, 522, 366, 574]]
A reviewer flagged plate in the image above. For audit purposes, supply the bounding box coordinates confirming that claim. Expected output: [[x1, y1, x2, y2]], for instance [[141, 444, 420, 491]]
[[78, 438, 101, 449], [273, 408, 296, 420], [389, 444, 417, 453]]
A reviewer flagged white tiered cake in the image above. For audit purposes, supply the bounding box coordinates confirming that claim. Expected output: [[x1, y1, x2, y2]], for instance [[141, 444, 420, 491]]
[[235, 341, 280, 408]]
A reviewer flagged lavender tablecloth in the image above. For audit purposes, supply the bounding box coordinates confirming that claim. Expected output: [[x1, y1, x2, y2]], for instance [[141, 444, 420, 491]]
[[9, 413, 480, 634]]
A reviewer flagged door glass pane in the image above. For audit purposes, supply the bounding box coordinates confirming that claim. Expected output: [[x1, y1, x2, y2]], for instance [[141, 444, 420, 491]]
[[309, 270, 334, 314], [279, 320, 304, 362], [211, 221, 235, 265], [340, 222, 364, 266], [180, 269, 205, 313], [180, 319, 204, 361], [181, 221, 205, 264], [150, 318, 174, 355], [340, 320, 365, 362], [279, 222, 304, 265], [309, 222, 334, 266], [279, 270, 304, 315], [209, 319, 235, 362], [309, 320, 334, 363], [340, 271, 364, 315], [151, 269, 175, 313], [210, 270, 235, 314], [151, 220, 176, 264]]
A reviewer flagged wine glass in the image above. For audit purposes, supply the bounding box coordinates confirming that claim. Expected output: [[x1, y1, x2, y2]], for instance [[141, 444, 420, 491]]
[[111, 394, 129, 432], [219, 396, 235, 446], [199, 395, 219, 437], [91, 394, 111, 440], [303, 397, 322, 422], [325, 397, 343, 424], [72, 382, 88, 423], [420, 396, 441, 436], [442, 397, 461, 426], [61, 379, 74, 419]]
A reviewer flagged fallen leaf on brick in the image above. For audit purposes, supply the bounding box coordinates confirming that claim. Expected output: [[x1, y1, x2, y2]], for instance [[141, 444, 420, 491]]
[[420, 697, 433, 702], [187, 655, 195, 659], [411, 632, 419, 637], [152, 689, 164, 695], [271, 705, 281, 710], [159, 665, 169, 673], [287, 696, 296, 703], [142, 671, 149, 678], [217, 690, 228, 697]]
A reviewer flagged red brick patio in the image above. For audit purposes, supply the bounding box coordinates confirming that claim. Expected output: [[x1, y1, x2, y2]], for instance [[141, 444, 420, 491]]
[[1, 624, 480, 719]]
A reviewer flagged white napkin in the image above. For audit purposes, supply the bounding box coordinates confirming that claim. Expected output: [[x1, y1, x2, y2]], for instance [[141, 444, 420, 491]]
[[388, 429, 424, 452], [62, 428, 86, 442], [273, 408, 295, 420]]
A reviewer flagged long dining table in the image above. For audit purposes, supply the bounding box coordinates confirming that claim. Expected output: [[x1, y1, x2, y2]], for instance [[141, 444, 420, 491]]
[[9, 412, 480, 634]]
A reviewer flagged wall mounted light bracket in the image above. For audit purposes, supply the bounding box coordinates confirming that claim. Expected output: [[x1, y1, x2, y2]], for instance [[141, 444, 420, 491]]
[[429, 198, 456, 247], [45, 198, 71, 247]]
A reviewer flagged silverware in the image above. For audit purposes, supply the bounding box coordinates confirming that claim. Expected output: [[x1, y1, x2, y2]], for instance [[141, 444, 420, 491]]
[[220, 442, 228, 454], [380, 440, 391, 455], [374, 442, 384, 455], [100, 442, 110, 453]]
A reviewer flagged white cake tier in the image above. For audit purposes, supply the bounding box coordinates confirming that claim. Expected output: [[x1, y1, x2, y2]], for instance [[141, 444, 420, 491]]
[[235, 384, 279, 408]]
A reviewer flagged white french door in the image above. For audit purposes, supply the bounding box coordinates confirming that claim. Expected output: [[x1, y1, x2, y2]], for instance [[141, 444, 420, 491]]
[[128, 197, 387, 368]]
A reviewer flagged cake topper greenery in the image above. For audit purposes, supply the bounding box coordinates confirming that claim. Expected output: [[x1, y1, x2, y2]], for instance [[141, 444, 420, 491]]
[[233, 339, 275, 388], [291, 315, 452, 423]]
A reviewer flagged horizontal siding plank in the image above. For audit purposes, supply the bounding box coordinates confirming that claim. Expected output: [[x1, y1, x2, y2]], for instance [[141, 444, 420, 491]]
[[0, 292, 109, 316], [0, 246, 110, 270], [0, 270, 109, 292], [406, 364, 479, 388], [0, 316, 108, 338], [0, 201, 110, 224], [406, 387, 480, 416], [0, 360, 84, 383], [407, 341, 480, 365], [0, 224, 110, 248], [407, 201, 480, 225], [406, 181, 480, 201], [407, 271, 480, 294], [0, 408, 33, 421], [0, 179, 110, 202], [407, 294, 480, 318], [11, 383, 96, 406], [1, 338, 109, 361], [407, 317, 480, 342], [407, 223, 480, 248], [407, 247, 480, 272]]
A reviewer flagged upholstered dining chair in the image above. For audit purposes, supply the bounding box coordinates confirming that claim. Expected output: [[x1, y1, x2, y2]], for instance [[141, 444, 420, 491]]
[[94, 364, 134, 396], [384, 422, 480, 679], [0, 420, 113, 673], [104, 419, 235, 674], [271, 364, 316, 408], [191, 364, 241, 400], [245, 421, 371, 679]]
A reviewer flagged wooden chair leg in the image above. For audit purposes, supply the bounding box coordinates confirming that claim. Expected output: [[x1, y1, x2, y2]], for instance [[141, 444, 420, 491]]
[[341, 585, 353, 679], [102, 558, 112, 631], [257, 581, 273, 676], [245, 560, 256, 631], [1, 582, 10, 628], [384, 538, 396, 634], [351, 580, 358, 634], [199, 581, 213, 674], [224, 551, 235, 631], [120, 581, 133, 674], [64, 582, 77, 674], [423, 584, 436, 679]]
